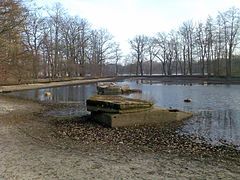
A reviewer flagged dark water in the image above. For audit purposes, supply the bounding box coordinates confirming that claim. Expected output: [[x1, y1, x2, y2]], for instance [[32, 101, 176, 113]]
[[9, 84, 98, 117], [8, 80, 240, 147]]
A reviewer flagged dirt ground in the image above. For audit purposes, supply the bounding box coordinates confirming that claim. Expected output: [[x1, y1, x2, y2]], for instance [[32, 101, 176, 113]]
[[0, 96, 239, 179]]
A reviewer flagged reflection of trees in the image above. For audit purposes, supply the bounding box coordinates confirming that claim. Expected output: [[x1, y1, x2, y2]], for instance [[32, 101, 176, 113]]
[[68, 86, 74, 101], [34, 89, 39, 99], [191, 109, 239, 145], [38, 84, 97, 103], [80, 85, 86, 102]]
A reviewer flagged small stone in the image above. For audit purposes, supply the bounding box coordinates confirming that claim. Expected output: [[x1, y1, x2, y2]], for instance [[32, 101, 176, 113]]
[[184, 99, 192, 103]]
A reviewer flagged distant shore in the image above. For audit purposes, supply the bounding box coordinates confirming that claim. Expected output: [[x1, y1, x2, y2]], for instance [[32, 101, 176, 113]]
[[0, 77, 117, 93], [1, 75, 240, 93], [125, 75, 240, 84]]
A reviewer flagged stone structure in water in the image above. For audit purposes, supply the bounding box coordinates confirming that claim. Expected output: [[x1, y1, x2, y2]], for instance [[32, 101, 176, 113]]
[[97, 82, 142, 95], [87, 95, 193, 127]]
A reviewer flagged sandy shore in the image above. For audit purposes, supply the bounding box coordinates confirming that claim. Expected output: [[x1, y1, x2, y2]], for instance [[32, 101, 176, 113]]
[[1, 75, 239, 93], [0, 96, 239, 179], [0, 77, 116, 93]]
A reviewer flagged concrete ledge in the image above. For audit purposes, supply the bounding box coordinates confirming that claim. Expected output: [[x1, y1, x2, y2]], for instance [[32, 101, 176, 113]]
[[91, 107, 193, 127], [86, 95, 153, 113], [97, 82, 142, 95], [87, 95, 193, 127]]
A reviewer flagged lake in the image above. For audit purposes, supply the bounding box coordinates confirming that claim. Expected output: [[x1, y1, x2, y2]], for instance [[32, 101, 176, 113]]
[[8, 79, 240, 148]]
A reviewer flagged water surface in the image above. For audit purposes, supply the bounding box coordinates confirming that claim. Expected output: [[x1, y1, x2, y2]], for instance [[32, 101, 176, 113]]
[[8, 79, 240, 148], [118, 80, 240, 147], [9, 83, 97, 117]]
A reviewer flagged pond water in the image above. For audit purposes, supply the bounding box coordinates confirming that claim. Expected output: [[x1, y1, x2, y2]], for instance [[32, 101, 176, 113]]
[[8, 79, 240, 148], [8, 84, 98, 117], [119, 80, 240, 148]]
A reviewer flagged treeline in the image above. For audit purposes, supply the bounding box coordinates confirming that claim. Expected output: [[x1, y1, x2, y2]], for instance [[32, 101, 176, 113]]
[[128, 7, 240, 79], [113, 55, 240, 76], [0, 1, 240, 83], [0, 0, 121, 83]]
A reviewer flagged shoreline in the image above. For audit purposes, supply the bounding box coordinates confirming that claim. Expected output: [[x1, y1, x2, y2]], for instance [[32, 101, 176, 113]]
[[0, 95, 239, 179], [1, 75, 240, 93], [0, 77, 118, 93]]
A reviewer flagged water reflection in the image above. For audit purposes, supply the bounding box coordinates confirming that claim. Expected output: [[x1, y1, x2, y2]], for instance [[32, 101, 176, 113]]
[[9, 84, 97, 117], [10, 84, 97, 102], [117, 80, 240, 112], [7, 80, 240, 147], [117, 80, 240, 147], [181, 110, 240, 146]]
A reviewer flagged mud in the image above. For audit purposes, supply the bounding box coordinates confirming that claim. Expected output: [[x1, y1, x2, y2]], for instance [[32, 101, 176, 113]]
[[0, 96, 239, 179]]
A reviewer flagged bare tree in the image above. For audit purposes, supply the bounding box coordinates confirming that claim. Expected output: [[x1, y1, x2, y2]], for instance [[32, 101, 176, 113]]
[[0, 0, 29, 83], [61, 16, 83, 77], [214, 15, 225, 76], [112, 43, 122, 76], [154, 32, 168, 75], [172, 31, 182, 75], [86, 29, 114, 76], [205, 16, 215, 77], [146, 37, 158, 76], [219, 7, 240, 79], [195, 22, 207, 76], [179, 21, 195, 75], [77, 18, 91, 76], [168, 30, 181, 75], [129, 35, 148, 76], [48, 3, 65, 78], [23, 11, 45, 79]]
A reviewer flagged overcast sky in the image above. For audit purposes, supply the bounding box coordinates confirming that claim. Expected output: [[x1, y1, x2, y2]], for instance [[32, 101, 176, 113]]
[[36, 0, 240, 54]]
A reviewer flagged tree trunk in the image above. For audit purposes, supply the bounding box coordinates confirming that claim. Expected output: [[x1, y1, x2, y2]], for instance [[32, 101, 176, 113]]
[[183, 46, 186, 75], [149, 52, 153, 76]]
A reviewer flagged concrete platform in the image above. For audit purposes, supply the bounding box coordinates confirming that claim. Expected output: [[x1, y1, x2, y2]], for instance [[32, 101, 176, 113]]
[[97, 82, 142, 95], [86, 95, 153, 113], [91, 107, 193, 127], [86, 95, 193, 127]]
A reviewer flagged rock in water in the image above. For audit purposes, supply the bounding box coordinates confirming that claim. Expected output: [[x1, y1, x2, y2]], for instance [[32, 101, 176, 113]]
[[96, 82, 142, 95], [44, 92, 51, 97], [120, 84, 130, 93], [97, 82, 122, 95], [121, 84, 142, 94], [184, 99, 192, 103]]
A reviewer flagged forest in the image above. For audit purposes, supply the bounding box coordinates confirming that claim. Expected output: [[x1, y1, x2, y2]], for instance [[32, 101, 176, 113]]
[[0, 0, 240, 84]]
